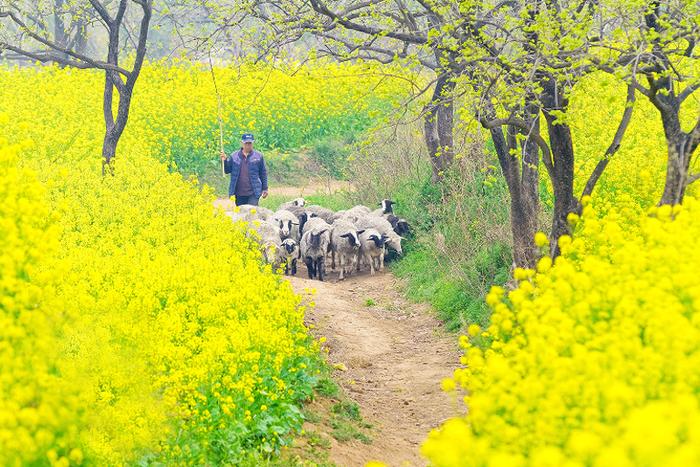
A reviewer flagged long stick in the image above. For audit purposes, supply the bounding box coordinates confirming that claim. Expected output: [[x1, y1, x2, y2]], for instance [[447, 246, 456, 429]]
[[208, 46, 225, 177]]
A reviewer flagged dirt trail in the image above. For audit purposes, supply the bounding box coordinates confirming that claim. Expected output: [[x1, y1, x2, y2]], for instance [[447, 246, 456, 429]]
[[288, 268, 463, 466], [215, 191, 462, 465]]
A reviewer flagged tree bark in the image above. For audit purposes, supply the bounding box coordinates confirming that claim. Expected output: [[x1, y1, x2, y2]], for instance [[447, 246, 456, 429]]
[[544, 112, 578, 257], [655, 98, 696, 205], [424, 73, 455, 183], [487, 106, 540, 268]]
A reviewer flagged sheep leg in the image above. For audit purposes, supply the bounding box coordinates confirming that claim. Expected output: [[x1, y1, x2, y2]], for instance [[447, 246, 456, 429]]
[[368, 254, 375, 275], [347, 254, 355, 277], [291, 259, 297, 276], [379, 251, 385, 272], [305, 258, 315, 279], [316, 257, 325, 281], [331, 249, 336, 270], [338, 253, 345, 281]]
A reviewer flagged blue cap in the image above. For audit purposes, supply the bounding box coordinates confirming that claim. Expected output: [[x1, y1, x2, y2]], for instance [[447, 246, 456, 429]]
[[241, 133, 254, 143]]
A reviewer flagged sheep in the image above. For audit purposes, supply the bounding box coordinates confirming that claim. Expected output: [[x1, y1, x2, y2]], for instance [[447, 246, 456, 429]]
[[385, 213, 411, 237], [301, 216, 331, 236], [330, 210, 347, 223], [271, 209, 300, 242], [304, 204, 336, 224], [234, 204, 274, 222], [282, 205, 316, 233], [250, 219, 282, 264], [277, 238, 300, 275], [359, 228, 389, 275], [355, 214, 403, 256], [371, 199, 396, 217], [330, 220, 365, 280], [333, 205, 371, 224], [279, 197, 305, 210], [300, 227, 331, 281]]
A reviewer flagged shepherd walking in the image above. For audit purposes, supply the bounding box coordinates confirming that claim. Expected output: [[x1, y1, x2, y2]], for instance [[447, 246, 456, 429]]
[[220, 133, 269, 206]]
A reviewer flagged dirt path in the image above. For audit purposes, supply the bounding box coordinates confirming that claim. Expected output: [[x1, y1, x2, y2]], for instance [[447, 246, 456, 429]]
[[288, 267, 463, 466], [214, 193, 462, 465]]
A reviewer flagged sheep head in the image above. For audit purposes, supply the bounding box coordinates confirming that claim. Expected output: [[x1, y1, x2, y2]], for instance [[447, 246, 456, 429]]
[[310, 229, 328, 248], [282, 238, 298, 254]]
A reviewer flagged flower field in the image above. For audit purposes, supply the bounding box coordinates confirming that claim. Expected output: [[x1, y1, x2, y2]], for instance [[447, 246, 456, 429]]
[[1, 60, 406, 177], [0, 61, 404, 465], [2, 54, 699, 467], [422, 72, 700, 466]]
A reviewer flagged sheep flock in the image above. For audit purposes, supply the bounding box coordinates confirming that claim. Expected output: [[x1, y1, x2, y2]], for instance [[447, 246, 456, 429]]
[[224, 198, 411, 281]]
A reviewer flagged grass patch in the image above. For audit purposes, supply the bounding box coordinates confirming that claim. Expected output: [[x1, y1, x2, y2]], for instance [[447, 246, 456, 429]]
[[330, 418, 372, 444], [331, 401, 362, 422], [305, 192, 353, 211], [315, 377, 340, 399], [391, 242, 510, 331]]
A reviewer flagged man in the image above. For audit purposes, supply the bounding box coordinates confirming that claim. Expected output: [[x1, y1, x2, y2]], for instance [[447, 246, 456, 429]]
[[220, 133, 269, 206]]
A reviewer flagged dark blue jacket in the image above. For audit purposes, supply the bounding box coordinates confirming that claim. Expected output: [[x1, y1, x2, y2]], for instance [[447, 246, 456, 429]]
[[223, 149, 268, 198]]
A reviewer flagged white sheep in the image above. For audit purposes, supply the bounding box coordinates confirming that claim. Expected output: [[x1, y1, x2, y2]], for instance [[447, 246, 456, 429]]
[[356, 214, 403, 256], [279, 198, 306, 210], [359, 228, 389, 275], [232, 204, 274, 222], [370, 199, 396, 217], [332, 205, 371, 224], [330, 219, 365, 280], [278, 238, 300, 275], [250, 219, 282, 265], [271, 209, 300, 242], [304, 204, 336, 224], [300, 227, 331, 281], [301, 216, 331, 236]]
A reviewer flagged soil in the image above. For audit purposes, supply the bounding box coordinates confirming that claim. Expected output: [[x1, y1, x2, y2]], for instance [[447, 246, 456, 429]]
[[287, 266, 463, 466]]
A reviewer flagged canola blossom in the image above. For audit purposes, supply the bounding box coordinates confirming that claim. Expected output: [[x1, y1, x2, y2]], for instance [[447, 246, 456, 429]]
[[422, 63, 700, 466], [0, 60, 407, 177], [423, 199, 700, 465], [0, 60, 403, 465]]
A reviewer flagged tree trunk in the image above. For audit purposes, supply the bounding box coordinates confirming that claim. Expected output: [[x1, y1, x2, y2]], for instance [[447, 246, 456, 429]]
[[655, 99, 694, 205], [98, 0, 151, 175], [489, 114, 540, 268], [518, 109, 541, 266], [424, 74, 455, 183], [659, 133, 692, 205], [544, 113, 578, 257], [53, 0, 68, 66], [101, 130, 118, 176]]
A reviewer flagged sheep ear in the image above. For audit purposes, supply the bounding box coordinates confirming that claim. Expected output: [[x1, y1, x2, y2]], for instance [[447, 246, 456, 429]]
[[291, 222, 299, 225], [357, 229, 365, 235], [340, 233, 352, 238]]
